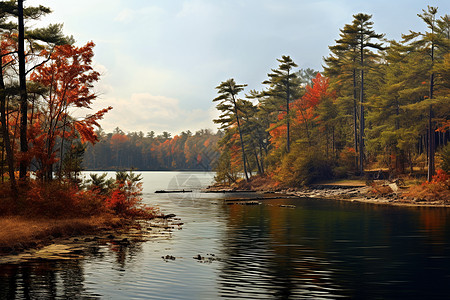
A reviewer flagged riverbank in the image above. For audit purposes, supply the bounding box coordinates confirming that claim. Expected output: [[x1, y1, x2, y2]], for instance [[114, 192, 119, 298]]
[[0, 213, 180, 263], [0, 215, 126, 255], [209, 176, 450, 207], [287, 185, 450, 207]]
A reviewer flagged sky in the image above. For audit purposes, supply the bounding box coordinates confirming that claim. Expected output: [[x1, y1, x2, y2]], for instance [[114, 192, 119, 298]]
[[26, 0, 449, 136]]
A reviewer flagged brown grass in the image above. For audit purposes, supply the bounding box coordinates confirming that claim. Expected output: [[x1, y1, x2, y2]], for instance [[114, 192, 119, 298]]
[[0, 214, 124, 252], [234, 175, 280, 191]]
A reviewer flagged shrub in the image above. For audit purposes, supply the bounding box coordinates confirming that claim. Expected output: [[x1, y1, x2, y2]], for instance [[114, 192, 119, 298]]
[[102, 171, 157, 218], [25, 181, 106, 218], [276, 148, 333, 187], [405, 169, 450, 201]]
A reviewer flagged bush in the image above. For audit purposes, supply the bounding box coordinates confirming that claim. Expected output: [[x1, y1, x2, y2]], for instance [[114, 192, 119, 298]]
[[0, 171, 157, 219], [276, 148, 333, 187], [24, 181, 106, 218], [90, 171, 157, 218], [405, 169, 450, 201]]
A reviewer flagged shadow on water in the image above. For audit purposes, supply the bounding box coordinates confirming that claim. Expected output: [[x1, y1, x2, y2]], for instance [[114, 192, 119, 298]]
[[0, 238, 146, 299], [0, 259, 99, 300], [217, 198, 450, 299]]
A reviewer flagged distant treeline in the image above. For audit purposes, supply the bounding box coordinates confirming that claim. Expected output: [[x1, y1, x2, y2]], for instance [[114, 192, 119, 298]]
[[83, 128, 221, 171]]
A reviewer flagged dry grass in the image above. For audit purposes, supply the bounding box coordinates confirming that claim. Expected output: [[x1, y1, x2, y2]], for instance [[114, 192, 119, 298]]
[[234, 175, 280, 191], [313, 179, 367, 187], [0, 214, 124, 252]]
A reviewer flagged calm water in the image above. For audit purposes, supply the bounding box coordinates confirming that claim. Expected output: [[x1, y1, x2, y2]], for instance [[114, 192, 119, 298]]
[[1, 171, 450, 299]]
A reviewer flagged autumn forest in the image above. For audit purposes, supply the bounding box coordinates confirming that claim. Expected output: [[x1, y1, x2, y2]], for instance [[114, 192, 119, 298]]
[[0, 1, 450, 298], [212, 7, 449, 193], [0, 3, 449, 212]]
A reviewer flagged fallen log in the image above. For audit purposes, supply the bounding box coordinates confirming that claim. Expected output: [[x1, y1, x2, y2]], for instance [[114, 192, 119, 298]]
[[155, 190, 193, 193]]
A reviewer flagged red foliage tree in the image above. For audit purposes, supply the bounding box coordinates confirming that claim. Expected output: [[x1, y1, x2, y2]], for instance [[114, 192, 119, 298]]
[[29, 42, 111, 180]]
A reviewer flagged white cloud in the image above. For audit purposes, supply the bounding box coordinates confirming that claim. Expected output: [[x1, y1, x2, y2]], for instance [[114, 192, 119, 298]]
[[114, 8, 134, 23], [87, 93, 218, 135]]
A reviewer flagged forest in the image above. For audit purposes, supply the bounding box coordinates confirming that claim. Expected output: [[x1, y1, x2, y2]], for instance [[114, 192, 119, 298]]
[[82, 128, 220, 171], [0, 3, 449, 204], [212, 7, 449, 191]]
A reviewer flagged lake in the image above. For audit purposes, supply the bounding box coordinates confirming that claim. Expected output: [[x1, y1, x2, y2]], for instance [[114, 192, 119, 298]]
[[1, 171, 450, 299]]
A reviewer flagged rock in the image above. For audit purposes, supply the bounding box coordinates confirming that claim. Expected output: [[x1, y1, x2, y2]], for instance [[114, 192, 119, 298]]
[[389, 183, 399, 193], [279, 204, 296, 208], [119, 238, 130, 245], [162, 213, 176, 219]]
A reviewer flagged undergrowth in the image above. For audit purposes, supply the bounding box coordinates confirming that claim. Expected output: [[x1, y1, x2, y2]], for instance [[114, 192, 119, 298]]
[[0, 171, 158, 219]]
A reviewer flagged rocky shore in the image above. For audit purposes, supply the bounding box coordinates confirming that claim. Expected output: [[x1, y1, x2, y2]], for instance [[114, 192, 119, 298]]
[[280, 184, 449, 207], [208, 180, 449, 207]]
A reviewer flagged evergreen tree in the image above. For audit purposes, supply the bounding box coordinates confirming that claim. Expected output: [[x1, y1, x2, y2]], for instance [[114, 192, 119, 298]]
[[213, 79, 249, 181], [262, 55, 299, 153], [324, 22, 360, 169], [351, 14, 385, 174], [400, 6, 449, 180], [325, 14, 384, 174]]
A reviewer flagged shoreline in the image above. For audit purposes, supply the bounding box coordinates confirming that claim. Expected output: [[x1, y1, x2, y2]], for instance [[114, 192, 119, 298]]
[[208, 182, 450, 208], [0, 214, 180, 263], [286, 186, 450, 208]]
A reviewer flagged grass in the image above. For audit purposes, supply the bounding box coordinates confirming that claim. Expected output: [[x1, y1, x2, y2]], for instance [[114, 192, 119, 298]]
[[0, 214, 125, 253]]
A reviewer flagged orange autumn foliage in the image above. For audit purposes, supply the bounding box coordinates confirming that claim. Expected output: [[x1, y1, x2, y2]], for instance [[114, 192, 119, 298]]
[[269, 73, 333, 149], [292, 73, 334, 126], [405, 169, 450, 201], [27, 42, 111, 175]]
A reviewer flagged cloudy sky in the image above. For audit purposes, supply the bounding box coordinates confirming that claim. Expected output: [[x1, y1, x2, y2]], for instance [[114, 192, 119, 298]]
[[26, 0, 448, 135]]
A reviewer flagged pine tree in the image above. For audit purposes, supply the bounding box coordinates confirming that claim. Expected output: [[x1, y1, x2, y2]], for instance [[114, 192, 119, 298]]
[[403, 7, 449, 181], [213, 79, 249, 181], [325, 14, 384, 174], [262, 55, 299, 153]]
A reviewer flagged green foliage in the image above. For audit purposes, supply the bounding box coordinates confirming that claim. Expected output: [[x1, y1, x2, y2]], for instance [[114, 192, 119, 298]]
[[439, 144, 450, 173], [87, 173, 115, 195], [211, 6, 449, 187], [276, 146, 334, 187], [60, 142, 86, 183], [213, 149, 238, 185]]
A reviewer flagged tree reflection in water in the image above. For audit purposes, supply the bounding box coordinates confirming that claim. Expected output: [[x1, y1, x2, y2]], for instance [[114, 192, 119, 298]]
[[217, 198, 450, 299], [0, 239, 145, 299]]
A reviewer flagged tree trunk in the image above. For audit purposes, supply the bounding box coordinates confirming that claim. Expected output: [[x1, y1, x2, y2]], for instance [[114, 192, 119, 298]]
[[253, 147, 262, 175], [359, 35, 365, 175], [286, 70, 290, 153], [427, 17, 435, 181], [353, 67, 359, 170], [359, 68, 364, 175], [427, 105, 435, 182], [259, 143, 265, 174], [18, 0, 29, 180], [0, 67, 18, 194], [232, 98, 249, 181]]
